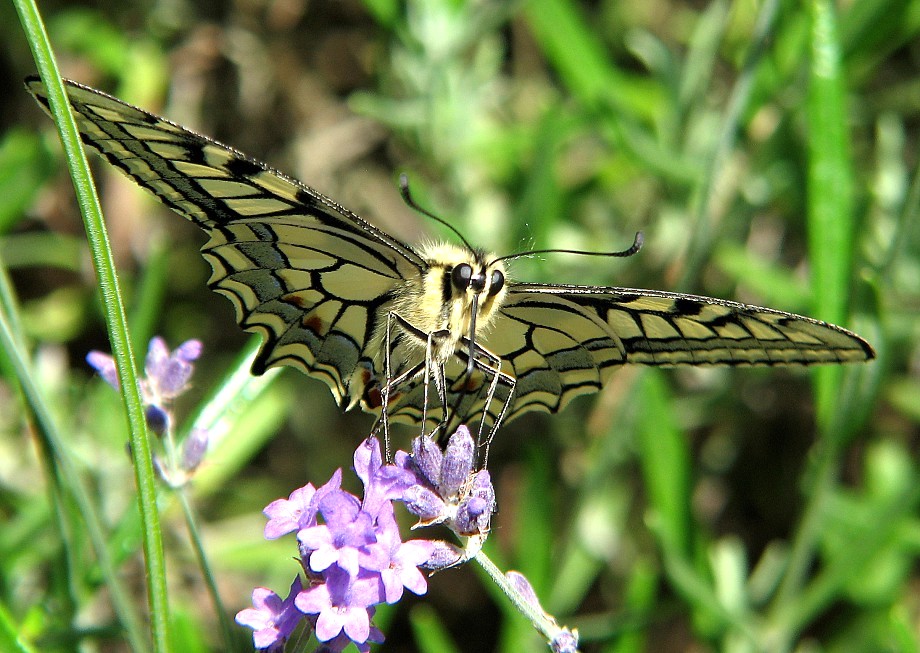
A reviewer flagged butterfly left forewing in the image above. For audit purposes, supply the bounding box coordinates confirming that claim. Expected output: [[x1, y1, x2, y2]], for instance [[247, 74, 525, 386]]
[[476, 283, 874, 423]]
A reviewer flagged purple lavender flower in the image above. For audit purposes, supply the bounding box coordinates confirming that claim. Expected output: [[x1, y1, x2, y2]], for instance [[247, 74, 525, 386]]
[[144, 404, 170, 436], [240, 435, 457, 650], [506, 571, 580, 653], [374, 501, 434, 602], [181, 427, 209, 472], [87, 337, 209, 483], [455, 469, 495, 536], [438, 429, 475, 497], [263, 470, 342, 540], [235, 576, 305, 651], [144, 336, 201, 400], [355, 436, 415, 517], [295, 565, 381, 644], [506, 571, 541, 609], [86, 350, 119, 389], [551, 630, 579, 653], [264, 485, 319, 540], [298, 490, 380, 578], [312, 611, 384, 653], [420, 540, 465, 570]]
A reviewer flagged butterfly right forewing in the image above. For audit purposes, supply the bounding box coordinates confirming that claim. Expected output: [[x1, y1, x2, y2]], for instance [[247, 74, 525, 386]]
[[27, 77, 426, 413]]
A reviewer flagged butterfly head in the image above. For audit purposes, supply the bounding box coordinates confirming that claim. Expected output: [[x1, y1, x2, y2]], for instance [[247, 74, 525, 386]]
[[415, 243, 508, 355]]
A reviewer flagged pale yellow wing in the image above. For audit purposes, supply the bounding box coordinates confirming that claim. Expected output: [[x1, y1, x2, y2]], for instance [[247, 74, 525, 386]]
[[474, 283, 874, 423], [27, 77, 426, 411]]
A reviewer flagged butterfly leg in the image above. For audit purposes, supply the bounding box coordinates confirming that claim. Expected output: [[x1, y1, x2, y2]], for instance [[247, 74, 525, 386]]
[[379, 309, 397, 458], [373, 356, 425, 457], [450, 340, 516, 467], [379, 311, 429, 456], [471, 346, 516, 467], [381, 310, 452, 443], [432, 360, 448, 439], [421, 330, 445, 438]]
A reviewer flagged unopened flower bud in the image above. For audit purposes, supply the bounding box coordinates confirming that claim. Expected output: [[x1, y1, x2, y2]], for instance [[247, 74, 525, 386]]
[[439, 427, 474, 497]]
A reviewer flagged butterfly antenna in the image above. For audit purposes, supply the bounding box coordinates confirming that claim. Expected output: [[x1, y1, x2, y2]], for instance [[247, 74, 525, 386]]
[[492, 231, 644, 265], [399, 174, 477, 252]]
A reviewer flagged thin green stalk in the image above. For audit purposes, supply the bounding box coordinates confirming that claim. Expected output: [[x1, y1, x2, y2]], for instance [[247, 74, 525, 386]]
[[0, 599, 36, 653], [184, 336, 269, 437], [0, 254, 83, 640], [653, 527, 760, 647], [771, 482, 920, 643], [474, 548, 577, 652], [0, 254, 25, 357], [177, 490, 236, 649], [805, 0, 855, 424], [879, 140, 920, 284], [408, 605, 462, 653], [14, 2, 171, 649], [0, 297, 149, 653]]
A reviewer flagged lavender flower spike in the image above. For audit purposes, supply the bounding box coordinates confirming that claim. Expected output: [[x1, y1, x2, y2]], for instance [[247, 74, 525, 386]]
[[145, 336, 202, 400], [86, 336, 211, 485], [506, 571, 580, 653], [244, 434, 453, 650], [398, 426, 496, 545]]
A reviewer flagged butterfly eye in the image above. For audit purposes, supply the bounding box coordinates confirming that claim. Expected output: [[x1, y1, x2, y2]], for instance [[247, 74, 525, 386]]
[[489, 270, 505, 296], [451, 263, 474, 290]]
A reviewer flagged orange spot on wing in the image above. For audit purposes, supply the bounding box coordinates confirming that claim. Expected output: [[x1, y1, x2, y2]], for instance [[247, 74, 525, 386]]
[[303, 314, 326, 335], [366, 385, 382, 409], [283, 292, 310, 309], [364, 381, 401, 410], [451, 374, 483, 393]]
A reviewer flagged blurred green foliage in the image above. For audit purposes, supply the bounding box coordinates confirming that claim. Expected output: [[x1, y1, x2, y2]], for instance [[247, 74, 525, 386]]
[[2, 0, 918, 651]]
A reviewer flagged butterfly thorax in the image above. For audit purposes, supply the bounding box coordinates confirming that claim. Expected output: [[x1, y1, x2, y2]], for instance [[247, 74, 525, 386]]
[[391, 242, 508, 363]]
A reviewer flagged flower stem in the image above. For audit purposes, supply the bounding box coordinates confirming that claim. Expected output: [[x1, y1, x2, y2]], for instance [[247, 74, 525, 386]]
[[472, 548, 578, 652]]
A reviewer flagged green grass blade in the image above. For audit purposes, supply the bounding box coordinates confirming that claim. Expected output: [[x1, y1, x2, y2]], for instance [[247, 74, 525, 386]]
[[769, 0, 861, 630], [634, 371, 691, 556], [679, 0, 779, 288], [13, 1, 170, 649], [522, 0, 660, 116], [410, 604, 462, 653], [0, 598, 36, 653], [806, 0, 857, 427]]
